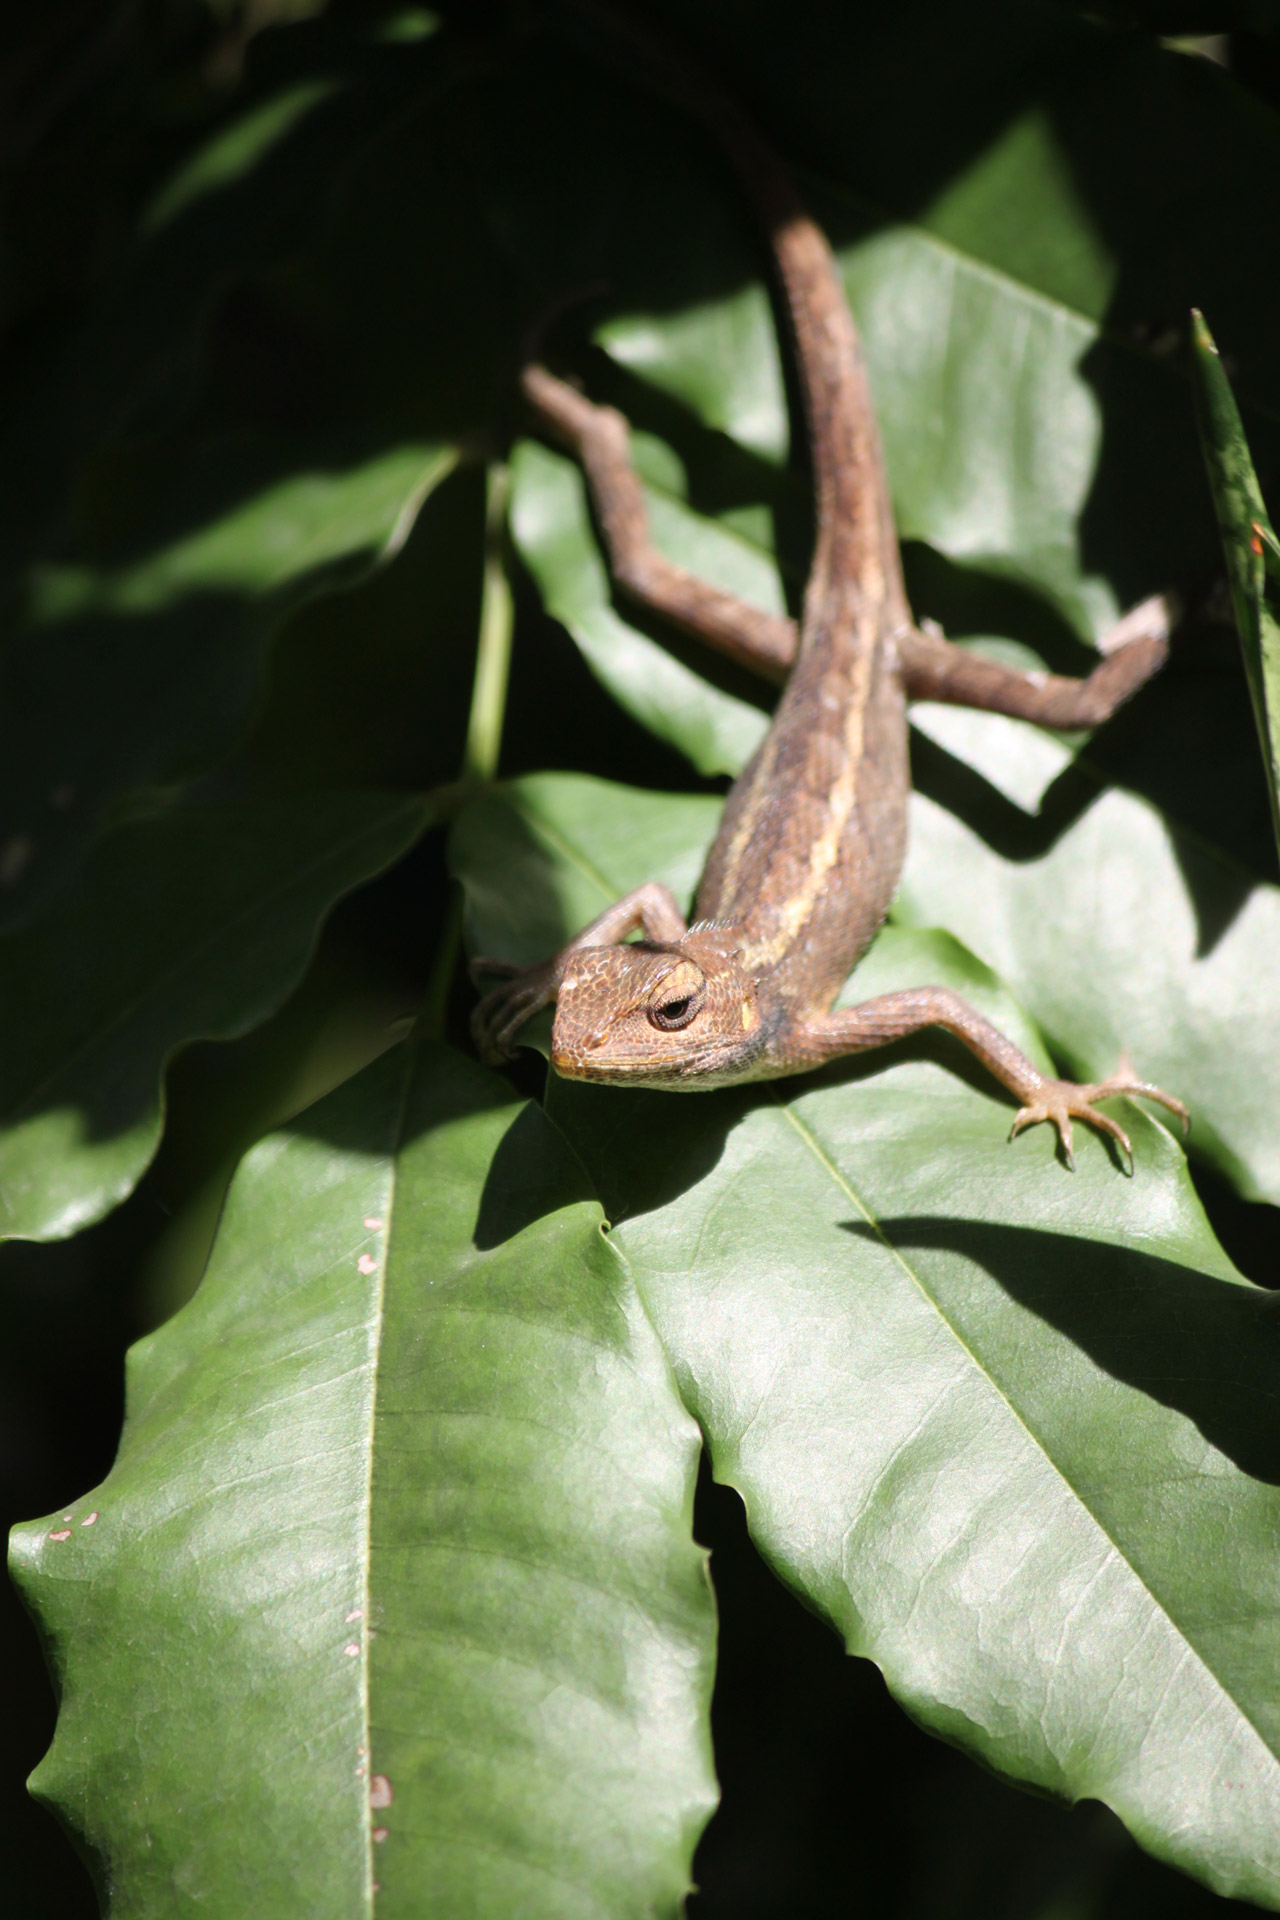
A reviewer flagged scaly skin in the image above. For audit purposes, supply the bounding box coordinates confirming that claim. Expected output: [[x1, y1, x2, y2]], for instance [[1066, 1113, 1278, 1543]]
[[472, 2, 1187, 1168]]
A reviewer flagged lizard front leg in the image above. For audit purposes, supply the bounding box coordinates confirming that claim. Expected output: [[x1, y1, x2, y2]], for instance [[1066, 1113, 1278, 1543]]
[[897, 593, 1175, 728], [470, 881, 687, 1065], [779, 986, 1187, 1168]]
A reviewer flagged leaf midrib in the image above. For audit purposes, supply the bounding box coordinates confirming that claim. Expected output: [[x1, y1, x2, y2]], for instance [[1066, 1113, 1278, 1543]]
[[774, 1094, 1280, 1786]]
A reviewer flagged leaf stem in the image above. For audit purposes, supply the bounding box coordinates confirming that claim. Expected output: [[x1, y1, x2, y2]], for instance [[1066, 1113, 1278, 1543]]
[[464, 461, 514, 786], [421, 462, 514, 1040]]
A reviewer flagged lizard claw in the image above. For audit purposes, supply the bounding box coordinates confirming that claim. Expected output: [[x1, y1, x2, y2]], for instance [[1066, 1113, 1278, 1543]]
[[470, 962, 559, 1065], [1009, 1062, 1188, 1171]]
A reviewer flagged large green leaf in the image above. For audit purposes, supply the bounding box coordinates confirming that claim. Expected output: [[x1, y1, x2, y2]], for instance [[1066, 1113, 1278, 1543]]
[[9, 1042, 716, 1917], [0, 791, 429, 1246], [0, 440, 454, 934], [452, 772, 1280, 1909]]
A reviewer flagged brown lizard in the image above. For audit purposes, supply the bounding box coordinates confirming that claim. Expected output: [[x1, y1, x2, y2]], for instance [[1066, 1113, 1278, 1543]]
[[472, 0, 1187, 1168]]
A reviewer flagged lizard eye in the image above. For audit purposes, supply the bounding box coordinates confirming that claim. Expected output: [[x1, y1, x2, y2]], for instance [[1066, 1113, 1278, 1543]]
[[649, 993, 699, 1031], [646, 963, 706, 1032]]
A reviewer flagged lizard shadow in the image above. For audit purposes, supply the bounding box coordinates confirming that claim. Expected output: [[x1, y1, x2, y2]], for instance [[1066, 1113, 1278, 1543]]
[[840, 1214, 1280, 1488], [480, 1030, 1051, 1247], [472, 1075, 1280, 1489]]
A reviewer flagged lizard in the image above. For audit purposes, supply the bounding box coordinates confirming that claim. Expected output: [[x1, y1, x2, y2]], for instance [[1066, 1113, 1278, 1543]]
[[471, 0, 1188, 1169]]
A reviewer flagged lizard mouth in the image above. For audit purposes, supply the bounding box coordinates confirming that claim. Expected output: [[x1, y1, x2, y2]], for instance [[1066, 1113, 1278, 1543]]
[[549, 1028, 757, 1089]]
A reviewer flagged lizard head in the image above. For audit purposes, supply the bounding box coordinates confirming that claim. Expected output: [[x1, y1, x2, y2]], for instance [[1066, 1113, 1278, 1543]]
[[550, 926, 765, 1088]]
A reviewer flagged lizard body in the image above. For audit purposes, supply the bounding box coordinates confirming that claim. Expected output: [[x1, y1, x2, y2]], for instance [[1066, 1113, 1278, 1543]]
[[473, 2, 1187, 1163]]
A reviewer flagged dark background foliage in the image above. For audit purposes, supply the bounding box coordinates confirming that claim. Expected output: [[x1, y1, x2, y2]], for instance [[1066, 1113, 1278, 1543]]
[[2, 2, 1277, 1913]]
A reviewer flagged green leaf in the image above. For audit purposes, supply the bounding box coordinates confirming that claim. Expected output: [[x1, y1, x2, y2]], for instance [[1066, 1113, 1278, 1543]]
[[0, 791, 429, 1245], [452, 772, 1280, 1910], [9, 1042, 717, 1916], [896, 774, 1280, 1206], [0, 439, 454, 932], [1191, 308, 1280, 865], [1, 41, 431, 582]]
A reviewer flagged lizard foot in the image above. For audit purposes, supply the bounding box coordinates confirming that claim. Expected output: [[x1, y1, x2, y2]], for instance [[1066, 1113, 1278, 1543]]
[[1008, 1054, 1189, 1171], [470, 959, 559, 1066]]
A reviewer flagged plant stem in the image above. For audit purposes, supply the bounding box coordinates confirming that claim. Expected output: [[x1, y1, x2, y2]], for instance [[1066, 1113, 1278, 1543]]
[[464, 461, 514, 785], [421, 461, 514, 1040]]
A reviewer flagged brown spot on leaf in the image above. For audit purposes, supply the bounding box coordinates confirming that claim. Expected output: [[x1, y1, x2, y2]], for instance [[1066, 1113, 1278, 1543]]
[[357, 1254, 378, 1275], [370, 1775, 393, 1810], [364, 1217, 384, 1231], [49, 1530, 71, 1542], [81, 1512, 98, 1526], [372, 1827, 389, 1844], [344, 1642, 361, 1657]]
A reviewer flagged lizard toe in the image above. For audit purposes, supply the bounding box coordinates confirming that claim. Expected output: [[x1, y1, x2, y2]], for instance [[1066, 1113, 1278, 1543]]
[[1009, 1098, 1076, 1168], [1006, 1050, 1186, 1169]]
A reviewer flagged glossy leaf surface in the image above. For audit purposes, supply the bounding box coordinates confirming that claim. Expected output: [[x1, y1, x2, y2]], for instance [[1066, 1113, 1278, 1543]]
[[10, 1042, 717, 1917], [0, 792, 428, 1245], [453, 772, 1280, 1909], [0, 442, 454, 933]]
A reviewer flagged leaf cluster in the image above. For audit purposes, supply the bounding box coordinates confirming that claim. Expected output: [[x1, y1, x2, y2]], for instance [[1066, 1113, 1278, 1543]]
[[2, 3, 1280, 1916]]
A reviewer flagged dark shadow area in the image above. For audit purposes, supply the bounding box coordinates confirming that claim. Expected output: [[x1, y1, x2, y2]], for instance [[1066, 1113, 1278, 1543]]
[[1189, 1157, 1280, 1291], [902, 541, 1118, 672], [0, 1208, 147, 1920], [501, 537, 734, 797], [543, 1075, 755, 1226], [842, 1215, 1280, 1485], [691, 1466, 1261, 1920], [0, 4, 457, 577], [472, 1096, 598, 1247]]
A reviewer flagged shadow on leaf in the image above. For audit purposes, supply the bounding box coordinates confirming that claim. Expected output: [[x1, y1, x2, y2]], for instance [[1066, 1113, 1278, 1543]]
[[842, 1214, 1280, 1485]]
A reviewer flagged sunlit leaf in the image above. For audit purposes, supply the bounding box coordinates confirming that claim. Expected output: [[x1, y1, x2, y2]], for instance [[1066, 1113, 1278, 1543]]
[[9, 1042, 717, 1917], [0, 792, 429, 1245], [453, 771, 1280, 1911], [0, 441, 454, 932]]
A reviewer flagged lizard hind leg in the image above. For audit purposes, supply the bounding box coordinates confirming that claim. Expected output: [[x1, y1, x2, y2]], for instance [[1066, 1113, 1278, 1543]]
[[897, 591, 1177, 729], [522, 362, 798, 678]]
